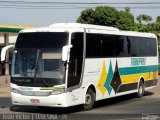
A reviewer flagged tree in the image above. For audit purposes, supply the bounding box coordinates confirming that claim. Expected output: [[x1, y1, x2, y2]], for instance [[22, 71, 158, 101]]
[[93, 6, 119, 26], [136, 14, 152, 24], [116, 10, 134, 30], [147, 22, 160, 44], [132, 23, 149, 32], [77, 6, 135, 30], [156, 16, 160, 23], [77, 6, 119, 27], [76, 9, 95, 24]]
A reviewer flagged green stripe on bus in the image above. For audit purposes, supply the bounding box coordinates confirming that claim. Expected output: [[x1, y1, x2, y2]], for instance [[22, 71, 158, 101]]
[[119, 65, 158, 75]]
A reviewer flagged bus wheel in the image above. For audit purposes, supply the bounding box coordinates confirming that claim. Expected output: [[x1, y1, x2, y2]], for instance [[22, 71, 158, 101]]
[[83, 89, 95, 111], [137, 80, 145, 98]]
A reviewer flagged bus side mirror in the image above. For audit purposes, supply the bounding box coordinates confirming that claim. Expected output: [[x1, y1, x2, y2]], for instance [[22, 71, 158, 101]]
[[1, 45, 14, 62], [62, 45, 73, 62]]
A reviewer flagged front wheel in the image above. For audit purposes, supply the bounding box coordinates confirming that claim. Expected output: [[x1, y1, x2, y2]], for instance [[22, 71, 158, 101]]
[[83, 89, 95, 111], [137, 80, 145, 98]]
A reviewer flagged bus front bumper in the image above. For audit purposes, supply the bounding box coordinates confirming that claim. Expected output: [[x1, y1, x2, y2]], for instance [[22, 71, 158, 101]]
[[11, 92, 68, 107]]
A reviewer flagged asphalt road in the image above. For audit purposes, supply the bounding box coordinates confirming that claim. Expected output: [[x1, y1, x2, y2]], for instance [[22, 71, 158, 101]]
[[0, 78, 160, 120]]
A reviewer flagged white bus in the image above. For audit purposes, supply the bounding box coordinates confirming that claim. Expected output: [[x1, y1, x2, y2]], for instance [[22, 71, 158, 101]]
[[1, 23, 158, 110]]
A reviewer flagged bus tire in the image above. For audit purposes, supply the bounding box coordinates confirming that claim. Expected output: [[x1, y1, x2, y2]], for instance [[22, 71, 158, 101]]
[[137, 80, 145, 98], [83, 89, 95, 111]]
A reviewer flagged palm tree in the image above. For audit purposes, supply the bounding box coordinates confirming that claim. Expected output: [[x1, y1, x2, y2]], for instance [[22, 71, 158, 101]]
[[136, 14, 152, 24]]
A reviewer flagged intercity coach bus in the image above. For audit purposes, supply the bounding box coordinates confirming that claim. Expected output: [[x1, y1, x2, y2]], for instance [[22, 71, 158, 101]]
[[1, 23, 158, 110]]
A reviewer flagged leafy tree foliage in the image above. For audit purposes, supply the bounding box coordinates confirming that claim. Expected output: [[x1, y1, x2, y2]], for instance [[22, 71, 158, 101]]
[[132, 23, 149, 32], [136, 14, 152, 24], [77, 6, 134, 30], [93, 6, 119, 26], [116, 10, 134, 30], [147, 22, 160, 44], [156, 16, 160, 23], [77, 6, 119, 27], [77, 9, 95, 24]]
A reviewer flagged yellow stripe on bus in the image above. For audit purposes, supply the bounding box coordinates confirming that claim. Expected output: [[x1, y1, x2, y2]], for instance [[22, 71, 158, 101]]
[[120, 71, 158, 84]]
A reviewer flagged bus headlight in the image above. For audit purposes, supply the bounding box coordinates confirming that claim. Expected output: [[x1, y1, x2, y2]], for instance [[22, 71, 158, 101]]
[[11, 88, 18, 93], [52, 88, 65, 95]]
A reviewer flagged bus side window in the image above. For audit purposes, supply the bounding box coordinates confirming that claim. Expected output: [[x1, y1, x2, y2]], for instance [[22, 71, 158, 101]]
[[127, 36, 138, 57], [101, 35, 116, 57], [138, 37, 149, 56], [148, 38, 157, 56], [67, 33, 83, 87], [115, 36, 128, 57], [86, 33, 101, 58]]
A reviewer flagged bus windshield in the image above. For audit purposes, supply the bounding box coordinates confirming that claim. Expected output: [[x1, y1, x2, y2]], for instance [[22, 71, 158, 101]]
[[15, 32, 68, 49], [11, 32, 68, 87]]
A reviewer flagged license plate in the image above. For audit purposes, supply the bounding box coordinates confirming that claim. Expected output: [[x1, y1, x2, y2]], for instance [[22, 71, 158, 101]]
[[30, 99, 40, 103]]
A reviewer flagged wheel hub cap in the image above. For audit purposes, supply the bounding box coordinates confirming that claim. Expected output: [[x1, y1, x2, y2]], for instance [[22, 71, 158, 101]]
[[85, 94, 92, 105]]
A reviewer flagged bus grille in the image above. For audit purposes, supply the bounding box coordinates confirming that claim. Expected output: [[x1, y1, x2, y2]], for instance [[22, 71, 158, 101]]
[[18, 90, 52, 96]]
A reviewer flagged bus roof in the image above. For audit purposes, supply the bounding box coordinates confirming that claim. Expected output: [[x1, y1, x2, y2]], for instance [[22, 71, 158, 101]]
[[20, 23, 156, 38], [49, 23, 119, 31]]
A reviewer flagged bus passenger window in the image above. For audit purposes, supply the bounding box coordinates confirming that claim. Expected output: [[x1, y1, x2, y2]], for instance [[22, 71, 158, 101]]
[[115, 36, 128, 57], [127, 37, 138, 57]]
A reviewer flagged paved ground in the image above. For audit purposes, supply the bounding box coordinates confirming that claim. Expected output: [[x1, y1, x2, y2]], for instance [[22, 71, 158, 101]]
[[0, 76, 160, 120], [0, 75, 10, 97]]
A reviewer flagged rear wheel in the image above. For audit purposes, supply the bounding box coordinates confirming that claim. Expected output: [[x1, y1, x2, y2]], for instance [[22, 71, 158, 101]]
[[137, 80, 145, 98], [83, 89, 95, 111]]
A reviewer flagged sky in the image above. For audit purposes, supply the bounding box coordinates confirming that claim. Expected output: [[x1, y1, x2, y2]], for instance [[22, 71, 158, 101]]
[[0, 0, 160, 27]]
